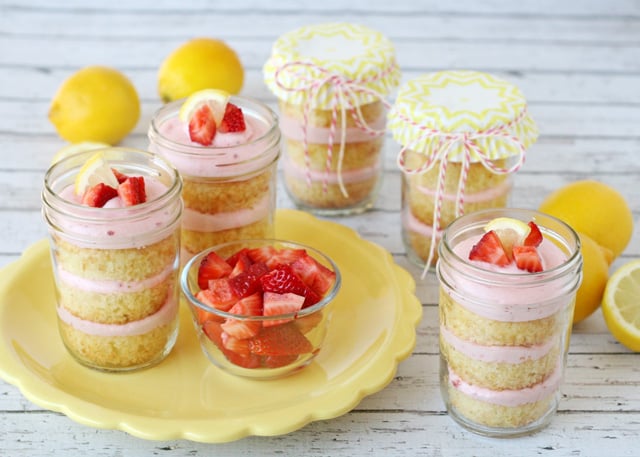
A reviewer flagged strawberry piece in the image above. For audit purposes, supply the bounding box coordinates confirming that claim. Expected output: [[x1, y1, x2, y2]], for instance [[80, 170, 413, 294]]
[[221, 332, 251, 356], [248, 323, 313, 356], [194, 305, 223, 324], [198, 251, 233, 289], [263, 292, 305, 327], [260, 264, 320, 306], [218, 103, 246, 133], [203, 321, 261, 368], [246, 246, 276, 264], [202, 279, 239, 310], [202, 320, 225, 348], [468, 230, 511, 266], [189, 104, 217, 145], [267, 248, 307, 269], [221, 292, 263, 339], [524, 221, 543, 247], [229, 262, 268, 298], [117, 176, 146, 206], [111, 168, 128, 184], [294, 311, 323, 334], [262, 354, 298, 369], [513, 245, 543, 272], [229, 251, 253, 278], [81, 182, 118, 207], [290, 255, 337, 296], [227, 248, 252, 267]]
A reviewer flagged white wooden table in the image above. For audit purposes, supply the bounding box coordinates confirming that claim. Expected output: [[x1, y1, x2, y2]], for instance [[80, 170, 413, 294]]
[[1, 1, 639, 455]]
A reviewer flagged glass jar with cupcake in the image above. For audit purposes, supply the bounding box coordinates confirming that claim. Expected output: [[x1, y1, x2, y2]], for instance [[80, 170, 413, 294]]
[[42, 147, 183, 372], [148, 91, 281, 263], [388, 71, 538, 270], [436, 208, 582, 437], [263, 22, 401, 215]]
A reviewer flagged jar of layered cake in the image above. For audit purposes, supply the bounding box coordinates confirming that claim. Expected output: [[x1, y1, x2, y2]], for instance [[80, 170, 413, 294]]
[[436, 208, 582, 437], [388, 71, 538, 269], [42, 148, 183, 372], [263, 22, 401, 215], [148, 92, 280, 262]]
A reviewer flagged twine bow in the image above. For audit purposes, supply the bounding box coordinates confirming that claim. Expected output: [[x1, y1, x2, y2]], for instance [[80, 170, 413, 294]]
[[396, 109, 528, 277], [274, 61, 394, 197]]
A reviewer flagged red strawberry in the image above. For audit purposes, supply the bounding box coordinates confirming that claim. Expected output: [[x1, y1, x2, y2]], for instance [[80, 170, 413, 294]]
[[227, 248, 252, 267], [218, 103, 246, 133], [111, 168, 128, 184], [468, 230, 511, 266], [266, 248, 307, 269], [195, 305, 223, 324], [229, 262, 268, 298], [524, 221, 543, 247], [294, 311, 324, 334], [203, 321, 260, 368], [262, 292, 305, 327], [246, 246, 275, 264], [189, 104, 217, 145], [290, 255, 337, 296], [513, 245, 543, 272], [221, 292, 263, 339], [82, 182, 118, 207], [118, 176, 146, 206], [201, 279, 239, 310], [260, 264, 320, 306], [229, 251, 253, 278], [198, 251, 233, 289], [221, 332, 251, 356], [262, 354, 298, 369], [248, 323, 313, 356], [202, 320, 225, 348]]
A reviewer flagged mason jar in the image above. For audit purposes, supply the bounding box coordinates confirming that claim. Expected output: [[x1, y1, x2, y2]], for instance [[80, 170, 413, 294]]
[[42, 147, 183, 372], [148, 95, 280, 263], [436, 208, 582, 437]]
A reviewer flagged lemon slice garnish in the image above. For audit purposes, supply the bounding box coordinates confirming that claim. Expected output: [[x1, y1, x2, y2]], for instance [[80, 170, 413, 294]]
[[51, 141, 110, 165], [74, 152, 119, 195], [602, 259, 640, 352], [179, 88, 230, 125], [484, 217, 531, 255]]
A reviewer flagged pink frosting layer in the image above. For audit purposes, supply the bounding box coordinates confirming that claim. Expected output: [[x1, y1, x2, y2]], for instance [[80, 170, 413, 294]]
[[440, 325, 555, 364], [403, 208, 443, 237], [416, 178, 512, 204], [57, 263, 174, 293], [449, 363, 562, 407], [283, 157, 380, 185], [154, 114, 274, 178], [181, 194, 271, 232], [279, 113, 386, 144], [57, 292, 178, 337]]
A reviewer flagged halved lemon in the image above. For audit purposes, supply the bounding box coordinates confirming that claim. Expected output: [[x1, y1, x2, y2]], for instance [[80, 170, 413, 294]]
[[178, 88, 230, 125], [74, 152, 119, 195], [484, 217, 531, 254], [602, 259, 640, 351], [51, 141, 110, 165]]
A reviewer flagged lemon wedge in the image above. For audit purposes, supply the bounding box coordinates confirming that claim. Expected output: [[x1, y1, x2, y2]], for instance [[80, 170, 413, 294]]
[[602, 259, 640, 351], [74, 152, 119, 195], [52, 141, 110, 165], [179, 88, 230, 125]]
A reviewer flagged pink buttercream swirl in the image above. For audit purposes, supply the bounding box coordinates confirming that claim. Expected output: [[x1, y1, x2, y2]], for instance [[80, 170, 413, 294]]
[[274, 60, 393, 197], [396, 109, 528, 276]]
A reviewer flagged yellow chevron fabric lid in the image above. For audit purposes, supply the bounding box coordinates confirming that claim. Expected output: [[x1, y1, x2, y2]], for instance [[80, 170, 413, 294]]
[[263, 23, 400, 109], [388, 71, 538, 162]]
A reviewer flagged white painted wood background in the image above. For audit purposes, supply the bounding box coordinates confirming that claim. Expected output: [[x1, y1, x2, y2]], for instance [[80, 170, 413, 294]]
[[1, 0, 639, 455]]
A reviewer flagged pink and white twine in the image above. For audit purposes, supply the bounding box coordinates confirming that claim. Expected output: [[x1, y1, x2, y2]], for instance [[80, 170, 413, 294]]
[[274, 61, 395, 197], [396, 109, 528, 276]]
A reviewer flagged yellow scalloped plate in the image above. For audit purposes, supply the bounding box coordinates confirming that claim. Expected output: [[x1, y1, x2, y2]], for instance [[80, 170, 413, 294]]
[[0, 209, 422, 443]]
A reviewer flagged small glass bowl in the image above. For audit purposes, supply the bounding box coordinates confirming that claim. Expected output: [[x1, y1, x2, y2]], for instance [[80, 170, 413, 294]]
[[181, 239, 341, 379]]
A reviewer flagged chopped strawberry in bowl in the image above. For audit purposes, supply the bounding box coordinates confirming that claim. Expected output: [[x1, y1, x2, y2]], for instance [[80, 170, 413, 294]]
[[181, 239, 341, 379]]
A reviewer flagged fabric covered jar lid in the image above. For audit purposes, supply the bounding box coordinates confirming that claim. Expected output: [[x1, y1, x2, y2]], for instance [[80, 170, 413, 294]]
[[388, 70, 538, 163], [263, 22, 401, 109]]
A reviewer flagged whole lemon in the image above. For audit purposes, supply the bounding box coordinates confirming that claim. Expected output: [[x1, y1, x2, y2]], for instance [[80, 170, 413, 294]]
[[48, 66, 140, 145], [539, 180, 633, 259], [572, 232, 610, 324], [158, 37, 244, 103]]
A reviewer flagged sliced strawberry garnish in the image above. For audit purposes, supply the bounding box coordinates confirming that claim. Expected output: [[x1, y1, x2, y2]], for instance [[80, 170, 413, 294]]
[[229, 262, 268, 298], [111, 168, 128, 184], [513, 245, 543, 272], [118, 176, 147, 206], [262, 291, 305, 327], [523, 221, 543, 247], [201, 279, 239, 310], [81, 182, 118, 207], [260, 264, 320, 306], [221, 292, 263, 339], [290, 255, 337, 296], [218, 103, 246, 133], [198, 251, 233, 289], [468, 230, 511, 266], [189, 104, 217, 146], [248, 323, 313, 356]]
